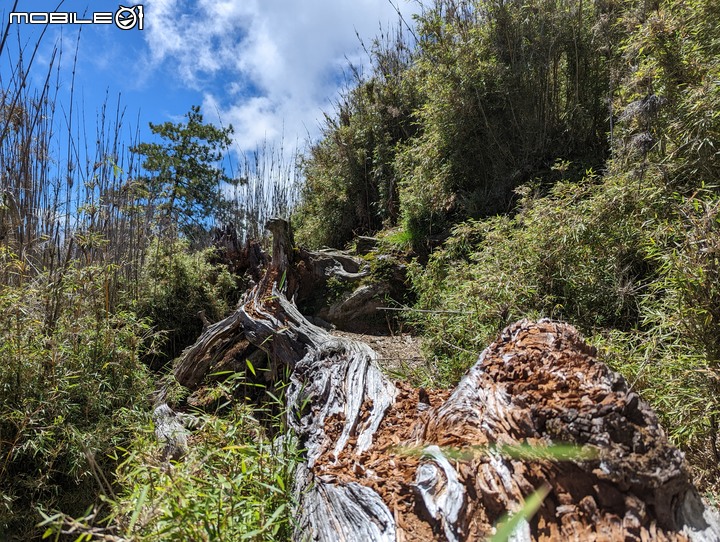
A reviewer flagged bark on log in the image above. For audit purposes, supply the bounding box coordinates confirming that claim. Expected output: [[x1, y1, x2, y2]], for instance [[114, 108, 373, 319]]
[[172, 218, 720, 541]]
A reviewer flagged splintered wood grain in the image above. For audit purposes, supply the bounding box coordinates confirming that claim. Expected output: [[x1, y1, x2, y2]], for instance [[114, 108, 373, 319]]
[[310, 319, 713, 541], [314, 381, 452, 541]]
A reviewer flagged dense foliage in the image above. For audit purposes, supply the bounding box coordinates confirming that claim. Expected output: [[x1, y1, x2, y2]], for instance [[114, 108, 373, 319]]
[[295, 0, 720, 494], [41, 389, 297, 541], [295, 0, 621, 249], [294, 26, 419, 248], [0, 251, 154, 539], [395, 0, 614, 244], [130, 239, 241, 368], [3, 0, 720, 536], [0, 23, 291, 539]]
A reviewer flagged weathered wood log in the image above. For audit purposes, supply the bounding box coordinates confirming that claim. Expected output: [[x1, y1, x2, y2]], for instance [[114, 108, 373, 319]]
[[172, 218, 720, 541], [173, 231, 373, 387], [173, 311, 248, 389], [152, 403, 189, 461], [293, 318, 720, 541], [210, 223, 268, 280]]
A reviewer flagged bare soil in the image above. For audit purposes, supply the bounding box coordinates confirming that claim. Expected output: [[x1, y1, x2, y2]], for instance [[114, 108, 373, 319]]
[[330, 329, 428, 376]]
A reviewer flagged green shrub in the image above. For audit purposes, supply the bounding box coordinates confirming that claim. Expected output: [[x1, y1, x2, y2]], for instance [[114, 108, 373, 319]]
[[42, 376, 298, 542], [0, 250, 153, 540], [627, 190, 720, 447], [394, 0, 618, 251], [112, 405, 295, 540], [293, 28, 419, 248], [130, 239, 240, 367], [410, 173, 655, 381]]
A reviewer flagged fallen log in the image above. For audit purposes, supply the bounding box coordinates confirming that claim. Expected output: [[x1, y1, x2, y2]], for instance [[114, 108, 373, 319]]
[[171, 219, 720, 541]]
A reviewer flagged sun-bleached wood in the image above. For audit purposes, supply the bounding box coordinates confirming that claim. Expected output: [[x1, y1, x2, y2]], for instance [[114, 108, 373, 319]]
[[167, 218, 720, 541]]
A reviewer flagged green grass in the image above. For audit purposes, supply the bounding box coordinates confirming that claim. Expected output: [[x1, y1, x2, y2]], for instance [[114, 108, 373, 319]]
[[0, 252, 154, 540], [41, 377, 298, 542]]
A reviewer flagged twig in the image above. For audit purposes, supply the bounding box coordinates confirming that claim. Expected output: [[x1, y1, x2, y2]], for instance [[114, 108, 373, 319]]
[[376, 306, 468, 315], [441, 339, 478, 356]]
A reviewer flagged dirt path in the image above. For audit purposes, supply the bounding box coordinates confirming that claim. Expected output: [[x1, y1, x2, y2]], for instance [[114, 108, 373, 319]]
[[330, 329, 427, 376]]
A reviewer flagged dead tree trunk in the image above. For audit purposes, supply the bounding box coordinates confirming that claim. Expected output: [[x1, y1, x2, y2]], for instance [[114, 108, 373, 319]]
[[171, 219, 720, 542]]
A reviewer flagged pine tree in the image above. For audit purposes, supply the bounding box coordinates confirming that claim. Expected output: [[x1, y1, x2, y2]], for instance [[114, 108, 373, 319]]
[[132, 105, 234, 237]]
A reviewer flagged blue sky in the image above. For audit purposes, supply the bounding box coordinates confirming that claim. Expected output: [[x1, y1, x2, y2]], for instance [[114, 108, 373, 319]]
[[2, 0, 418, 165]]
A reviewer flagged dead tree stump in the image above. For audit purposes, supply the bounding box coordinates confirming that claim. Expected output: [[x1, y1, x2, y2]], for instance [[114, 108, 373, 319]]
[[169, 218, 720, 542]]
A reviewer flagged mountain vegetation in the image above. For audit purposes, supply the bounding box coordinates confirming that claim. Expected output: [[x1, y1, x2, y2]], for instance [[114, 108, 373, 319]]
[[296, 0, 720, 495], [1, 0, 719, 539]]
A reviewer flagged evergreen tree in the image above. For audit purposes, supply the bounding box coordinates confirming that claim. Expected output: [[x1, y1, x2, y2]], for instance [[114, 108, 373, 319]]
[[132, 105, 234, 237]]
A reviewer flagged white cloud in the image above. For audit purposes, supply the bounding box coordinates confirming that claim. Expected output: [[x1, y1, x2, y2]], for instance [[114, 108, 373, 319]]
[[203, 94, 278, 151], [141, 0, 418, 154]]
